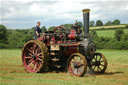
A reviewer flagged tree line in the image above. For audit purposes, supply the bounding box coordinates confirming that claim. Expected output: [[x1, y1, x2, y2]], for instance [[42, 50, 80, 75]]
[[90, 19, 120, 27]]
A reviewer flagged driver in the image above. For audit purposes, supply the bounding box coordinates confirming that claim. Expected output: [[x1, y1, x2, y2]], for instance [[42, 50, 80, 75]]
[[35, 21, 42, 39], [72, 21, 82, 34]]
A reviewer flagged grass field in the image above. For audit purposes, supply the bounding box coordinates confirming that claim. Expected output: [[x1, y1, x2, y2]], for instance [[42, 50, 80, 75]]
[[90, 24, 126, 30], [95, 29, 128, 37], [0, 49, 128, 85]]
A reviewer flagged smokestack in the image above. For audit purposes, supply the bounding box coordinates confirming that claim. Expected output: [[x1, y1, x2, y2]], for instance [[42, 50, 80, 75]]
[[82, 9, 90, 38]]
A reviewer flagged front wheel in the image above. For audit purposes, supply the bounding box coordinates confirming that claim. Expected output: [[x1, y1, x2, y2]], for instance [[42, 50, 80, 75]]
[[89, 53, 107, 74], [67, 53, 87, 77]]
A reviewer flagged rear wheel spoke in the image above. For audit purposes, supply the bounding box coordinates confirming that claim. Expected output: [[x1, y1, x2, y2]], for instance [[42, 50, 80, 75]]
[[25, 56, 32, 59], [34, 63, 37, 71], [38, 57, 42, 62], [28, 58, 33, 63], [28, 61, 34, 67], [37, 53, 42, 56], [29, 53, 33, 56], [27, 48, 33, 55]]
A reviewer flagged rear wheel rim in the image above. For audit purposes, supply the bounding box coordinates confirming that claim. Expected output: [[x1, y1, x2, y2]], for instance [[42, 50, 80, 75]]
[[23, 42, 43, 73]]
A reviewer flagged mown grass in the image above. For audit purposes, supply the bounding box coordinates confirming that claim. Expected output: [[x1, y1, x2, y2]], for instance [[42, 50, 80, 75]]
[[0, 49, 128, 85]]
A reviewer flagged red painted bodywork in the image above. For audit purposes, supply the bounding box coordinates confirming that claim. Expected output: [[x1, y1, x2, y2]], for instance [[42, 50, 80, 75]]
[[38, 26, 80, 56], [64, 46, 78, 56], [68, 30, 76, 40]]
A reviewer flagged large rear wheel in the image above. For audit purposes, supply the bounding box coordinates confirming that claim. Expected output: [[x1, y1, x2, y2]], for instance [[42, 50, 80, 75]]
[[22, 40, 48, 73], [67, 53, 87, 77]]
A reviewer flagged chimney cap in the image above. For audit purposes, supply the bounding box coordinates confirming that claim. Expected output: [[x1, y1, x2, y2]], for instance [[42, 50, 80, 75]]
[[82, 9, 90, 13]]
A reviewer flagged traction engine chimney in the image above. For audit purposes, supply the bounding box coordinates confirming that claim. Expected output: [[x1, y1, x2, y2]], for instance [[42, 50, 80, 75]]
[[82, 9, 90, 38]]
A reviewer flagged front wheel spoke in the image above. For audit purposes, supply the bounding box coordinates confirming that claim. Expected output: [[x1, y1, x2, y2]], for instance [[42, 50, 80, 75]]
[[78, 58, 82, 63], [93, 65, 96, 71], [70, 61, 75, 64], [71, 65, 75, 72], [99, 56, 101, 61], [78, 67, 82, 74], [100, 61, 104, 63], [91, 62, 95, 66], [78, 63, 84, 67], [97, 67, 99, 72], [98, 66, 102, 71], [100, 64, 105, 67], [74, 69, 77, 74], [74, 57, 77, 62], [77, 68, 81, 74], [94, 55, 97, 61]]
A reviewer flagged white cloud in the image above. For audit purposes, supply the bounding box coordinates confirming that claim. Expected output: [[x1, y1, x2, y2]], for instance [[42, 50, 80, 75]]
[[1, 0, 128, 29]]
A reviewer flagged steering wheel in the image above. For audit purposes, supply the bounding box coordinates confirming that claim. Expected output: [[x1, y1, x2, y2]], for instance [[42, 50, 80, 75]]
[[53, 26, 66, 33]]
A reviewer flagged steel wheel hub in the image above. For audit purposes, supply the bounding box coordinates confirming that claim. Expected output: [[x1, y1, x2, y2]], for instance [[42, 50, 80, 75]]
[[95, 61, 100, 66], [31, 54, 36, 61]]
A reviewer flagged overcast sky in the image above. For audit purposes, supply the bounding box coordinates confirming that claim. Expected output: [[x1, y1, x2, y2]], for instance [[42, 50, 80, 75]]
[[0, 0, 128, 29]]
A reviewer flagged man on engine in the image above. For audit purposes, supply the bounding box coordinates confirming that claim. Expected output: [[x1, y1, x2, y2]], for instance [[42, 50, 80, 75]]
[[35, 21, 42, 39]]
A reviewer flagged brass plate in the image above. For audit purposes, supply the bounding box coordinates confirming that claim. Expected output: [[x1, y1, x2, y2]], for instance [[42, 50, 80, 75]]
[[51, 45, 60, 51]]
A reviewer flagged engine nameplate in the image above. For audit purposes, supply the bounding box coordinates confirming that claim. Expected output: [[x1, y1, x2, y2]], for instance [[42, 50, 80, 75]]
[[51, 45, 60, 51]]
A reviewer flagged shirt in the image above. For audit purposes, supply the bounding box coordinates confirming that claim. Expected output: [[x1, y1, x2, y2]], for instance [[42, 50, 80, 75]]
[[35, 26, 42, 33]]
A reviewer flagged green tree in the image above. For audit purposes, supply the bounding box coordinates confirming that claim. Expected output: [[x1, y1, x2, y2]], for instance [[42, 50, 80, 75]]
[[115, 29, 124, 41], [48, 26, 56, 31], [77, 21, 83, 28], [105, 20, 113, 26], [96, 20, 103, 26], [113, 19, 120, 25], [89, 21, 95, 27], [121, 33, 128, 41], [62, 24, 72, 30], [125, 24, 128, 28], [89, 30, 99, 41], [0, 25, 7, 44], [41, 26, 47, 33]]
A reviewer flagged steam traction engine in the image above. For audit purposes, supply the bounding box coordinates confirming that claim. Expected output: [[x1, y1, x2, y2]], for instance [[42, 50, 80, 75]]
[[22, 9, 107, 77]]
